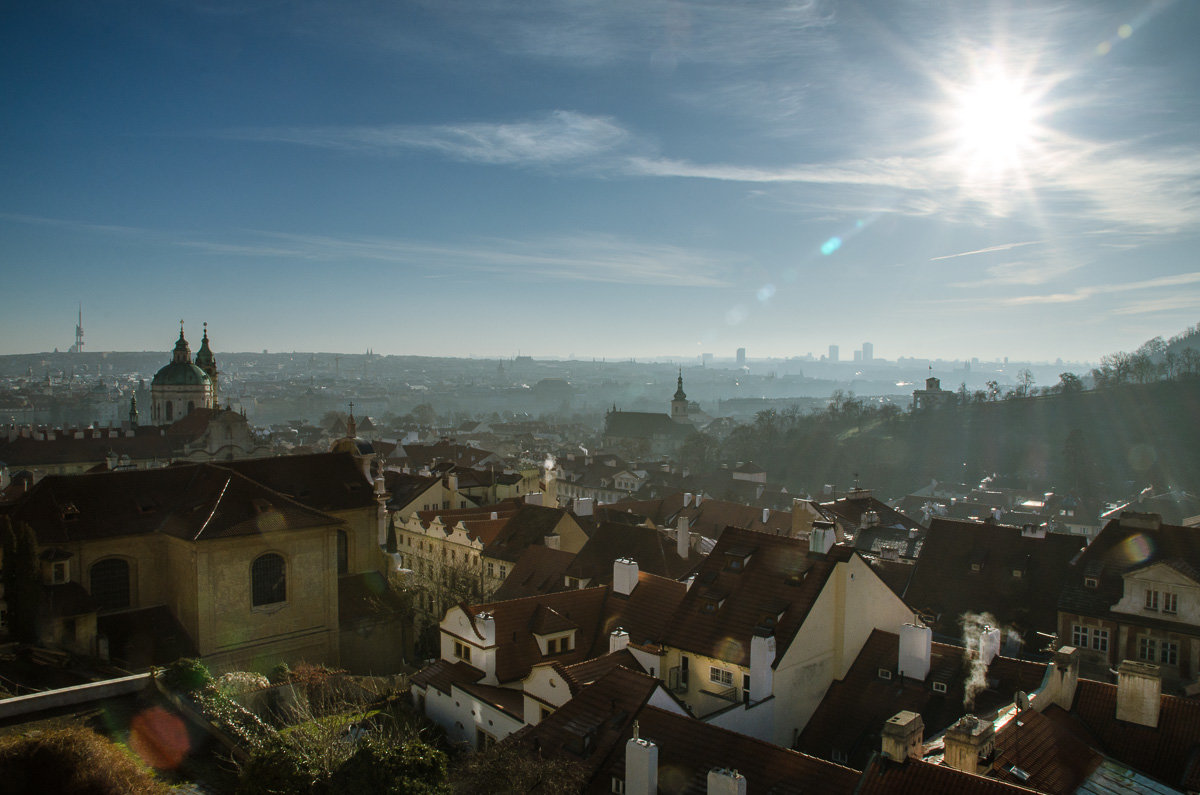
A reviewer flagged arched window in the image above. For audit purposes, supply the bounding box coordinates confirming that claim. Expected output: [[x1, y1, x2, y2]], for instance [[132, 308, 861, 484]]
[[337, 530, 349, 575], [187, 400, 195, 415], [251, 553, 286, 606], [166, 401, 174, 422], [90, 558, 130, 611]]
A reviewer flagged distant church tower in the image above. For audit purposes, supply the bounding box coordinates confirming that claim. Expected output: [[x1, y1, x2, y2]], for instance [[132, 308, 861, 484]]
[[194, 322, 219, 406], [150, 321, 215, 424], [671, 369, 690, 422]]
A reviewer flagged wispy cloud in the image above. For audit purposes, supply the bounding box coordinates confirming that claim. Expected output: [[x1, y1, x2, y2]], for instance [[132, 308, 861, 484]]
[[931, 241, 1041, 261], [993, 271, 1200, 306], [225, 111, 630, 166]]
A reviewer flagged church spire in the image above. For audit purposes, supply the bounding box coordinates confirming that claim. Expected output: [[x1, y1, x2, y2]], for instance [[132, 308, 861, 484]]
[[674, 368, 687, 401], [172, 320, 191, 364], [346, 401, 357, 438]]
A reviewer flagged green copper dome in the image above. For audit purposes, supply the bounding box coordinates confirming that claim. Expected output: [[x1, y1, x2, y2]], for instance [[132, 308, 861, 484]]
[[152, 324, 211, 387]]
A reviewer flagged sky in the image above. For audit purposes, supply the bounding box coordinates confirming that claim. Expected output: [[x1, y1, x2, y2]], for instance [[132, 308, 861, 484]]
[[2, 0, 1198, 362]]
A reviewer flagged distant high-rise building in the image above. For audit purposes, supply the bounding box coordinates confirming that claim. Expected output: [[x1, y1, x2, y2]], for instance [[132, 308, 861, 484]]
[[736, 347, 746, 366], [853, 350, 862, 362], [862, 342, 873, 362], [829, 345, 839, 362]]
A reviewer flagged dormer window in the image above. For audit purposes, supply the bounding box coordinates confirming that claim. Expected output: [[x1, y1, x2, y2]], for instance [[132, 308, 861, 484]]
[[932, 681, 948, 694], [52, 561, 69, 584], [1145, 589, 1160, 611], [878, 668, 893, 680], [1084, 577, 1098, 589], [454, 640, 472, 662]]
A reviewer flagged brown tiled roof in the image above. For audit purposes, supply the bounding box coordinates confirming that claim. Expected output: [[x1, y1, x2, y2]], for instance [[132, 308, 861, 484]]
[[457, 680, 525, 720], [565, 521, 699, 584], [492, 545, 575, 601], [1059, 515, 1200, 624], [868, 557, 916, 598], [616, 492, 797, 539], [991, 706, 1102, 794], [382, 471, 439, 510], [855, 756, 1037, 795], [0, 428, 178, 467], [559, 649, 644, 691], [217, 452, 378, 513], [409, 659, 484, 694], [1060, 677, 1200, 790], [482, 504, 576, 563], [661, 526, 848, 667], [904, 518, 1084, 642], [462, 572, 687, 684], [531, 604, 578, 634], [797, 629, 1046, 770], [5, 464, 341, 544]]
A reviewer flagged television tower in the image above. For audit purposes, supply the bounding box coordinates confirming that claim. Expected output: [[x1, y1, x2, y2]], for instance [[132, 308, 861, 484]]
[[69, 304, 84, 353]]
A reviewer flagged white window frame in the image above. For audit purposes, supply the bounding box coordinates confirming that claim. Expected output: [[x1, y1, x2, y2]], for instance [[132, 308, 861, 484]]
[[1146, 588, 1160, 611], [454, 640, 472, 662], [1071, 625, 1089, 648], [1092, 629, 1109, 653], [1164, 592, 1178, 614], [709, 666, 734, 687]]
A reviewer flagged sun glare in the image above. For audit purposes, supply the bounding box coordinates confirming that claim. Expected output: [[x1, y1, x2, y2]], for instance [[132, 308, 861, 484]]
[[942, 63, 1045, 182]]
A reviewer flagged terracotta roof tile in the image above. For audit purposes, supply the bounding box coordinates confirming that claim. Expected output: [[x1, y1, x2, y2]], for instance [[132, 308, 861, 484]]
[[991, 706, 1102, 794], [492, 545, 575, 600], [410, 659, 485, 694]]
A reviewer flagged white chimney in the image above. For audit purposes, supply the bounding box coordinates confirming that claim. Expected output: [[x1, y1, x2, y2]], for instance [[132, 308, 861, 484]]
[[613, 558, 639, 596], [526, 492, 543, 506], [684, 492, 693, 508], [490, 511, 498, 520], [625, 725, 658, 795], [544, 534, 560, 550], [706, 768, 747, 795], [575, 497, 594, 516], [1116, 660, 1161, 727], [447, 474, 458, 492], [898, 623, 931, 682], [676, 516, 690, 558], [979, 626, 1001, 666], [809, 521, 835, 555], [749, 634, 775, 702], [881, 711, 923, 762], [1048, 646, 1080, 710], [762, 508, 770, 524], [695, 494, 703, 506], [374, 475, 386, 496], [610, 628, 630, 653]]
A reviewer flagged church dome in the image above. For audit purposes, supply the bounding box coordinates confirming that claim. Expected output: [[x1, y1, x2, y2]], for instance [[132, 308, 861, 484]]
[[152, 361, 210, 386]]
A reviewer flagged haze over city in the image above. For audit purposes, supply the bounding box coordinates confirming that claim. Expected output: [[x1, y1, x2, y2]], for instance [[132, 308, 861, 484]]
[[2, 1, 1198, 361]]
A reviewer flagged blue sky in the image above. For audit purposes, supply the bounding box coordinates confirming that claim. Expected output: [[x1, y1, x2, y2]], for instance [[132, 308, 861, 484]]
[[2, 0, 1198, 361]]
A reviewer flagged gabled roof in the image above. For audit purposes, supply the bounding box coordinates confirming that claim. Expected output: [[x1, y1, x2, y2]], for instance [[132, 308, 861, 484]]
[[459, 572, 687, 684], [797, 629, 1047, 770], [1059, 514, 1200, 623], [491, 545, 576, 601], [564, 521, 699, 583], [991, 706, 1103, 794], [4, 463, 341, 544], [660, 526, 851, 667], [482, 504, 576, 563], [382, 471, 440, 510], [905, 518, 1084, 640], [0, 427, 178, 467], [854, 756, 1036, 795], [217, 452, 378, 513], [1056, 677, 1200, 791], [614, 492, 796, 538], [410, 659, 485, 695]]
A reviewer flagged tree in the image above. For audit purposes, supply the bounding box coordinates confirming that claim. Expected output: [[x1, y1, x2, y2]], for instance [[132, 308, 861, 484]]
[[2, 518, 40, 643], [1016, 369, 1035, 397], [1056, 372, 1083, 394], [985, 380, 1000, 401]]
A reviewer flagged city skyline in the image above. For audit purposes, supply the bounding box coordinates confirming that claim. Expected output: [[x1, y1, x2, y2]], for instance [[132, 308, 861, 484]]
[[2, 1, 1198, 360]]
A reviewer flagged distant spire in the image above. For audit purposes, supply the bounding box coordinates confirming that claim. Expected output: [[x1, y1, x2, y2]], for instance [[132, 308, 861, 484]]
[[346, 401, 357, 438], [129, 394, 138, 427]]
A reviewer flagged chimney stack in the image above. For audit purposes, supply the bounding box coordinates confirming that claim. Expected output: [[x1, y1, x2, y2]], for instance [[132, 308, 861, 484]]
[[613, 558, 640, 596], [610, 628, 630, 653], [575, 497, 594, 516], [676, 516, 690, 558], [881, 711, 924, 762], [898, 623, 932, 682], [684, 492, 693, 508], [544, 534, 561, 550], [1048, 646, 1080, 710], [762, 508, 770, 524], [1116, 660, 1161, 728], [706, 768, 747, 795], [525, 492, 543, 506], [978, 626, 1001, 666], [809, 521, 835, 555], [942, 715, 994, 775], [625, 724, 658, 795]]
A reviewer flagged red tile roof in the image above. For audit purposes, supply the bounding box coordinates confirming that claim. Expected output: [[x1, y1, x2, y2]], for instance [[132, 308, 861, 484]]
[[492, 545, 576, 601], [660, 526, 848, 667], [410, 659, 485, 695], [991, 706, 1102, 794]]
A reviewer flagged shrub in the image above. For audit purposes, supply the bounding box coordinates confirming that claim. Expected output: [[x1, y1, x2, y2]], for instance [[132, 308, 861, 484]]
[[0, 726, 171, 794], [162, 657, 214, 693]]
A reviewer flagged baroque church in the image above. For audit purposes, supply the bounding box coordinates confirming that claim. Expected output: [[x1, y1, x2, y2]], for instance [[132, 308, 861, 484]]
[[150, 321, 218, 424], [602, 370, 697, 457]]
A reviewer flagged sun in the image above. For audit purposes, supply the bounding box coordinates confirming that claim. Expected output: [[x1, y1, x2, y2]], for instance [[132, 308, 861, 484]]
[[943, 63, 1045, 180]]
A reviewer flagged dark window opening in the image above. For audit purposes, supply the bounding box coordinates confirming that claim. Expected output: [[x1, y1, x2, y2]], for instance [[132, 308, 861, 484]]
[[252, 553, 286, 606], [90, 558, 131, 611]]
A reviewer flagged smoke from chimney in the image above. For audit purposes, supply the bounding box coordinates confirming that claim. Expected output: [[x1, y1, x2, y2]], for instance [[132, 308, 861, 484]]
[[959, 611, 999, 708]]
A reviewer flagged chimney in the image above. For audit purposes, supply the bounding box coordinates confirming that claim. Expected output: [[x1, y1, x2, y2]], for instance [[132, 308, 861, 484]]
[[676, 516, 690, 558], [749, 634, 775, 702], [881, 711, 924, 762], [447, 474, 458, 492], [696, 494, 703, 506], [1021, 523, 1047, 539], [809, 521, 835, 555], [943, 715, 994, 775], [684, 492, 693, 508], [610, 628, 630, 653], [625, 724, 658, 795], [490, 511, 498, 520], [762, 508, 770, 524], [526, 492, 543, 506], [706, 768, 747, 795], [1116, 660, 1161, 727], [575, 497, 594, 516], [898, 623, 931, 681], [1048, 646, 1079, 710], [613, 558, 640, 596], [544, 534, 561, 550], [978, 626, 1001, 666]]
